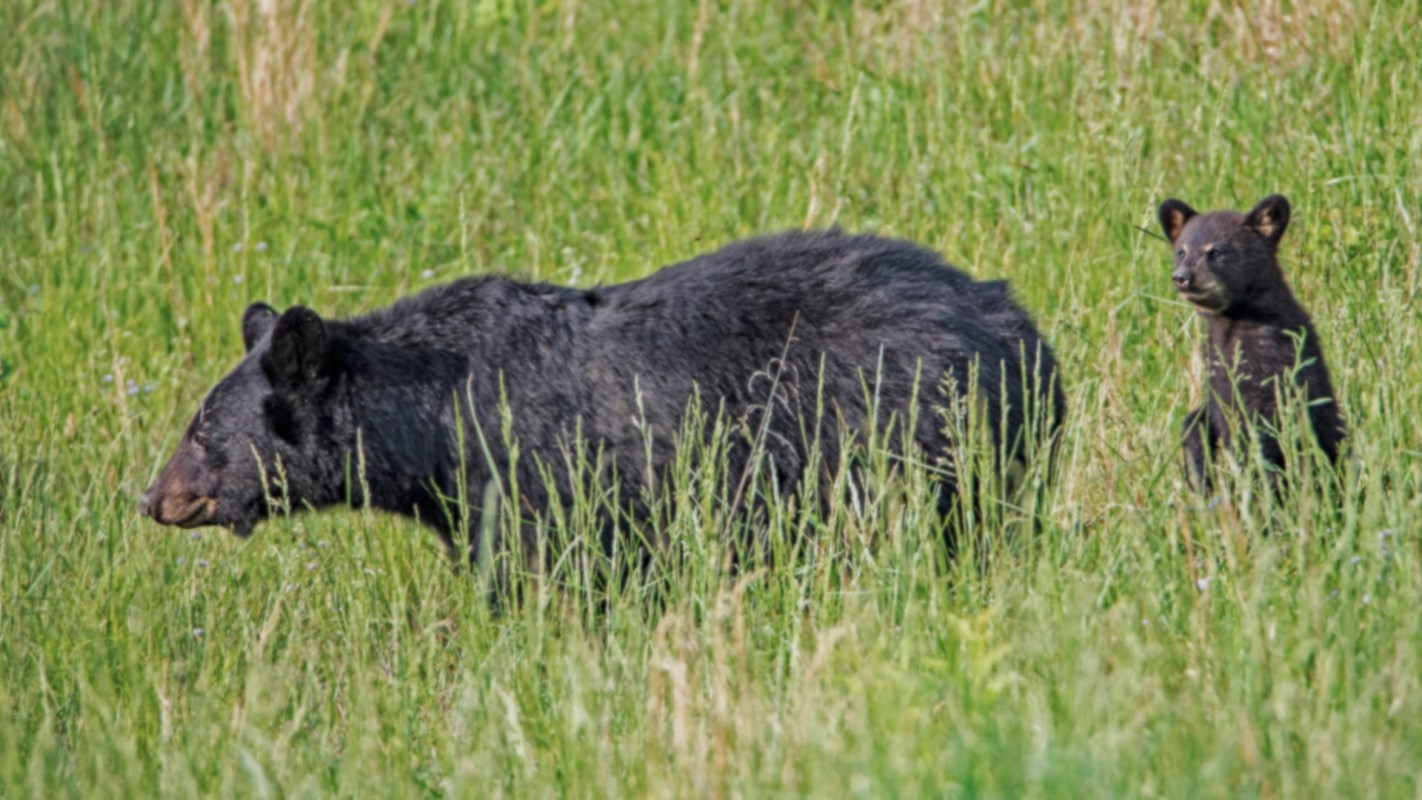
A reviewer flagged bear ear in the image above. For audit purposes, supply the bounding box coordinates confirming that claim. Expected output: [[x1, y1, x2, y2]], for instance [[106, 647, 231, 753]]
[[1245, 194, 1290, 248], [242, 302, 279, 352], [1158, 199, 1198, 244], [265, 306, 328, 388]]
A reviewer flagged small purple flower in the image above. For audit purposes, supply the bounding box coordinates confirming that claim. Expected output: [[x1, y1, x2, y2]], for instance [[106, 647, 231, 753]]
[[232, 243, 244, 252], [102, 374, 113, 383], [193, 628, 204, 639], [196, 558, 210, 569], [233, 274, 245, 284], [255, 241, 268, 252]]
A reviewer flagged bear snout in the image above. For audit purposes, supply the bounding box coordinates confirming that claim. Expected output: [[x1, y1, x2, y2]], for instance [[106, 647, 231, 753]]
[[137, 487, 156, 519], [139, 476, 217, 527], [1172, 268, 1193, 291]]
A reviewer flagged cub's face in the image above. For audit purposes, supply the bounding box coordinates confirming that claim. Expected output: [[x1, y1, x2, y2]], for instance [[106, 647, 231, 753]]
[[140, 303, 338, 537], [1157, 195, 1291, 313]]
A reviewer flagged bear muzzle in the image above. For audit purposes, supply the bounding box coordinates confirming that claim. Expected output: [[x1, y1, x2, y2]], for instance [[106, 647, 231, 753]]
[[1171, 267, 1193, 291], [139, 482, 219, 528], [1173, 269, 1226, 309]]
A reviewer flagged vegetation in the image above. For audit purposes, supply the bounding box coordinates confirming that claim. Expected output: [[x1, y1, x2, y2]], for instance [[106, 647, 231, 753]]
[[1, 0, 1419, 795]]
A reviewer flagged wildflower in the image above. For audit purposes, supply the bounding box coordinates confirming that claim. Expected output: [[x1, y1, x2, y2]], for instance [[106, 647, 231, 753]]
[[234, 274, 244, 284], [102, 374, 113, 383], [196, 558, 210, 569], [1195, 577, 1212, 592], [421, 269, 435, 279], [255, 241, 268, 252], [232, 243, 243, 252], [193, 628, 204, 639]]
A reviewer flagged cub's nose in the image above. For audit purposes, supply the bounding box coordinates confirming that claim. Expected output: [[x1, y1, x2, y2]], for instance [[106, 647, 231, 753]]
[[1172, 269, 1191, 290]]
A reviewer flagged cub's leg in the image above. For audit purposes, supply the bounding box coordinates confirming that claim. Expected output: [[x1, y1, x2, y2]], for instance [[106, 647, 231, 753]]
[[1181, 404, 1218, 495]]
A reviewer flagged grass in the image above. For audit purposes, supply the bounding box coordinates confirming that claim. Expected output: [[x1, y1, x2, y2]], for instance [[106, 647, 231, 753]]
[[2, 0, 1421, 796]]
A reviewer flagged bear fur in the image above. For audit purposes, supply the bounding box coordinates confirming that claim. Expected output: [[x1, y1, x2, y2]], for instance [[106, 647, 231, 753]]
[[1158, 195, 1344, 493], [140, 229, 1066, 560]]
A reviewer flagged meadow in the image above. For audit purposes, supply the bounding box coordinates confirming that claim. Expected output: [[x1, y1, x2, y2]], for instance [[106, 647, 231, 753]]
[[2, 0, 1420, 796]]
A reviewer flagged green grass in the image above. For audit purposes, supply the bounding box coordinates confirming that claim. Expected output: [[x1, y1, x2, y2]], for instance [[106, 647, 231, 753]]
[[3, 0, 1421, 796]]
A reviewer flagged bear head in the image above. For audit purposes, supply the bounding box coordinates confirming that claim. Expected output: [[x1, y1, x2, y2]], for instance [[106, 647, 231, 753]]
[[1157, 194, 1291, 314], [139, 302, 347, 536]]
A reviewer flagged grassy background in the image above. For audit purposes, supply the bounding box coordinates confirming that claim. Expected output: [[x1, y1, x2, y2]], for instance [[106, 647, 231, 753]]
[[2, 0, 1421, 796]]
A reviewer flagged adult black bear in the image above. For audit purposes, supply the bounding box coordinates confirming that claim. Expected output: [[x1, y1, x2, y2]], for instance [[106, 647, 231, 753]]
[[1158, 195, 1344, 493], [141, 230, 1065, 562]]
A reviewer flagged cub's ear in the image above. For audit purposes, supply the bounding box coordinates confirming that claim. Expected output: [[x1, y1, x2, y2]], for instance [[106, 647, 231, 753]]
[[242, 302, 279, 352], [1158, 199, 1198, 244], [1245, 194, 1291, 248], [265, 306, 328, 388]]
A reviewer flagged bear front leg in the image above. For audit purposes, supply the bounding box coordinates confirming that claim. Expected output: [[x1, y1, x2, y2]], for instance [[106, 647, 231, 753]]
[[1181, 404, 1217, 495]]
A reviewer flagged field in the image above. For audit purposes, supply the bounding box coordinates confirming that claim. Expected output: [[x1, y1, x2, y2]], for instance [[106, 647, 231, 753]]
[[2, 0, 1421, 796]]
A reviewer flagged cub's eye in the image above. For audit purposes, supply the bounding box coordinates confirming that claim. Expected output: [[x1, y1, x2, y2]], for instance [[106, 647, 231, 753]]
[[1206, 249, 1222, 261], [1176, 248, 1185, 258], [191, 429, 213, 449]]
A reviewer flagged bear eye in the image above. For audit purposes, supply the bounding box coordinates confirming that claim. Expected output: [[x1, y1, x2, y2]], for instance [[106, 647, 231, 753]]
[[1206, 248, 1222, 261], [1176, 248, 1185, 258], [264, 395, 302, 445]]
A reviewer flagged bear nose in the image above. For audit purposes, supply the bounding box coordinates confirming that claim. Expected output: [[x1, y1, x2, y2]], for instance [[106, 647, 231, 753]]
[[138, 487, 156, 519], [1172, 269, 1191, 290]]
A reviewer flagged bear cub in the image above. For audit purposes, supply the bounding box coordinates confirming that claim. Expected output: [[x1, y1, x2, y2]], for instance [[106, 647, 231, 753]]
[[1157, 194, 1344, 493]]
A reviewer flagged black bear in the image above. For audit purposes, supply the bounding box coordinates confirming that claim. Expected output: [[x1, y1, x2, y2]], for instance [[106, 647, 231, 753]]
[[140, 230, 1065, 562], [1157, 195, 1344, 493]]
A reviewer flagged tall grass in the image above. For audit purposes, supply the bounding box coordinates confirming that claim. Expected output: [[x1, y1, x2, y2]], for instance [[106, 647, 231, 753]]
[[2, 0, 1420, 796]]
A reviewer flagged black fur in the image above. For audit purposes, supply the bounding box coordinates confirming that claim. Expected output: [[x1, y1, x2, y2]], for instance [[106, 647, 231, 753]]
[[141, 230, 1066, 559], [1157, 195, 1344, 493]]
